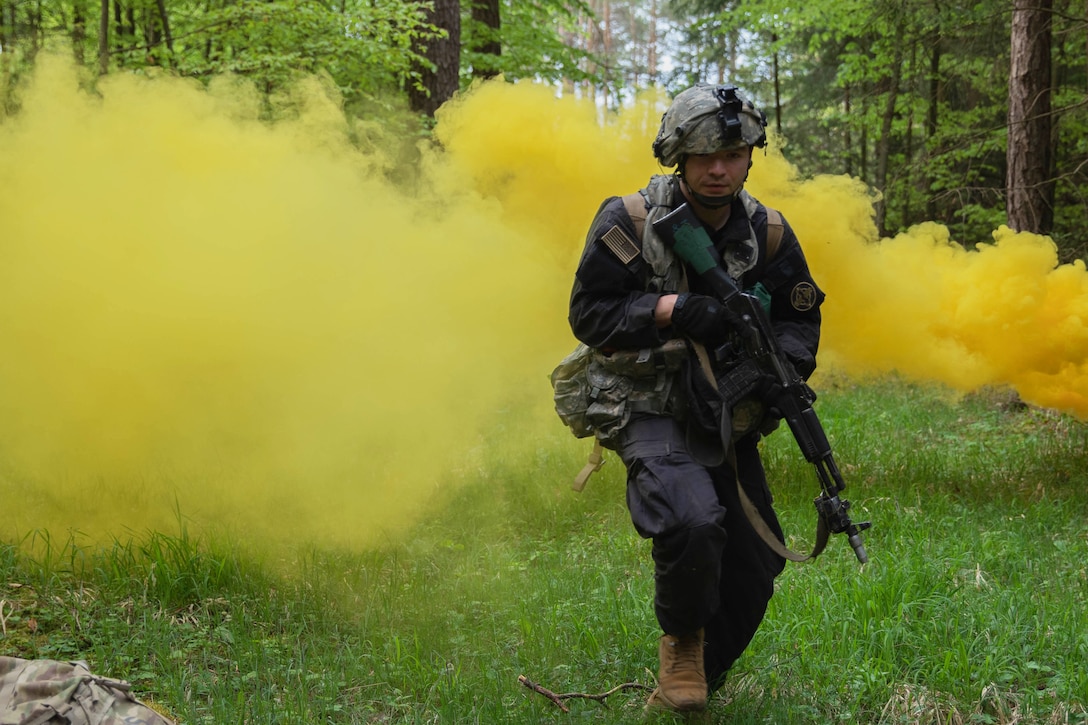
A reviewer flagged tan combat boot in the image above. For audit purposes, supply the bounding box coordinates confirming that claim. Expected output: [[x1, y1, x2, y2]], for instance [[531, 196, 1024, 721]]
[[646, 628, 707, 712]]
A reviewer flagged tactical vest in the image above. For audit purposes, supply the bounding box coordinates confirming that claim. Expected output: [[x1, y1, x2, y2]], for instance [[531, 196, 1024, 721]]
[[550, 176, 784, 476]]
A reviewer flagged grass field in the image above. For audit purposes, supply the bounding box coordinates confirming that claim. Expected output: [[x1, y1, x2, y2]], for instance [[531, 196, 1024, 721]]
[[2, 375, 1087, 723]]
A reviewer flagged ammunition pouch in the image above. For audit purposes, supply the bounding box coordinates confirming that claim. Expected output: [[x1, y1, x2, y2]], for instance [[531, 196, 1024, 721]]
[[550, 339, 688, 448], [551, 343, 597, 439]]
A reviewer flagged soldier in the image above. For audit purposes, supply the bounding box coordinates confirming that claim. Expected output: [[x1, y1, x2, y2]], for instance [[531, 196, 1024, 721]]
[[566, 83, 824, 712]]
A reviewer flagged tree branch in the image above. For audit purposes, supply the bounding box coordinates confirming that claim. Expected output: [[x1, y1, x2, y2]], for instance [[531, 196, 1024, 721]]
[[517, 674, 653, 712]]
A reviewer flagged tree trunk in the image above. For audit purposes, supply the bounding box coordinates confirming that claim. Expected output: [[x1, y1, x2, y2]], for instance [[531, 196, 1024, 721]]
[[97, 0, 109, 74], [470, 0, 500, 80], [113, 0, 121, 47], [143, 3, 161, 59], [29, 0, 41, 52], [771, 30, 781, 135], [408, 0, 461, 116], [874, 44, 904, 236], [901, 103, 913, 229], [844, 84, 853, 176], [560, 27, 575, 96], [1006, 0, 1054, 233], [202, 0, 214, 63], [72, 0, 86, 65], [648, 0, 658, 81], [583, 4, 597, 101], [155, 0, 173, 59], [602, 0, 612, 108], [925, 29, 941, 220], [861, 123, 868, 181]]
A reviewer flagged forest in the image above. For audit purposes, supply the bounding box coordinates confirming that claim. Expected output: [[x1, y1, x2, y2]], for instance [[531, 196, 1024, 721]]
[[2, 0, 1086, 253], [3, 2, 1088, 722]]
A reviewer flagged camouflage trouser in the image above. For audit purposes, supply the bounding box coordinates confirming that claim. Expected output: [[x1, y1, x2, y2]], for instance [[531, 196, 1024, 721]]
[[0, 657, 175, 725], [616, 415, 786, 691]]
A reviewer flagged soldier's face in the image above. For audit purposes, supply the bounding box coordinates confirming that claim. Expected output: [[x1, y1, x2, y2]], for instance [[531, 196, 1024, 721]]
[[682, 147, 752, 200]]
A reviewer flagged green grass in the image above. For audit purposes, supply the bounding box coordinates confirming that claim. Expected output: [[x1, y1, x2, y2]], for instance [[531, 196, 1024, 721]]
[[2, 376, 1087, 723]]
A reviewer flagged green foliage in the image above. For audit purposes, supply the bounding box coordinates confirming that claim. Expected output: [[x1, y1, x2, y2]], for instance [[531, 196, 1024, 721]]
[[1051, 84, 1088, 258], [0, 0, 441, 111], [7, 0, 1086, 251], [756, 0, 1013, 236], [461, 0, 600, 86], [171, 0, 440, 101], [663, 0, 1086, 254]]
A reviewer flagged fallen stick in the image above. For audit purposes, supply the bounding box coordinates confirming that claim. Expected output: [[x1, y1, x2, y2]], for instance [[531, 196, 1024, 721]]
[[517, 674, 653, 711]]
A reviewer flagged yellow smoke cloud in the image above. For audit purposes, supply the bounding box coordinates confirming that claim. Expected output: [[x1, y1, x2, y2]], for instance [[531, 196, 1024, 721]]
[[2, 57, 1084, 547], [751, 155, 1088, 415], [0, 57, 573, 547], [440, 83, 1088, 419]]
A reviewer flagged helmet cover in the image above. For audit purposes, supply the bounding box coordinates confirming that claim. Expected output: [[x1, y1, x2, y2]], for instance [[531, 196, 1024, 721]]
[[652, 84, 768, 167]]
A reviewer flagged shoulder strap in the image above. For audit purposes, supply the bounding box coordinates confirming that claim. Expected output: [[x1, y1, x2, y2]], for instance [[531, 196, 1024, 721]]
[[622, 192, 648, 240], [765, 206, 784, 261]]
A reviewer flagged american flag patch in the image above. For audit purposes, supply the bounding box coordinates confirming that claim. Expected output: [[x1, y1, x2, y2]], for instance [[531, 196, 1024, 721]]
[[600, 225, 640, 264]]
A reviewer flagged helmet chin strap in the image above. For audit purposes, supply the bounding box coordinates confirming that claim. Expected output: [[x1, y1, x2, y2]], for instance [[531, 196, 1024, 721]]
[[688, 189, 736, 208]]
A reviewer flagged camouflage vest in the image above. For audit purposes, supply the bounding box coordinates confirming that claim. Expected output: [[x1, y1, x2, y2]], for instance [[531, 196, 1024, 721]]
[[551, 176, 773, 459], [0, 657, 175, 725], [633, 174, 763, 294]]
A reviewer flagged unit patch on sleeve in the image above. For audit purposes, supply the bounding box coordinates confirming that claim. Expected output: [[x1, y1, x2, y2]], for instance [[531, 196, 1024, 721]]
[[790, 282, 817, 311], [600, 225, 641, 264]]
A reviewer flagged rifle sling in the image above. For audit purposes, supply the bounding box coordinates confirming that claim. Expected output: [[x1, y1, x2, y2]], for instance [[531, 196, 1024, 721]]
[[680, 259, 822, 562], [727, 445, 829, 562], [691, 339, 825, 561]]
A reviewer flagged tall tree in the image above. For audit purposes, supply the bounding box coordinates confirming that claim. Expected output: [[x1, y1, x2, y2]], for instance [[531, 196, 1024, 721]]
[[97, 0, 108, 74], [1007, 0, 1055, 233], [409, 0, 461, 117], [72, 0, 86, 64], [467, 0, 500, 79], [873, 26, 905, 235], [648, 0, 659, 81], [154, 0, 174, 63], [924, 19, 942, 220]]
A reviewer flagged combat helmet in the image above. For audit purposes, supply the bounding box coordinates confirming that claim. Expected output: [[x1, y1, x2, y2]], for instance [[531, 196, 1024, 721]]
[[653, 84, 768, 168]]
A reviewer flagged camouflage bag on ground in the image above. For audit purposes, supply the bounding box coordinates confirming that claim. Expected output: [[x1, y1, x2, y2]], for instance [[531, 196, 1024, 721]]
[[0, 657, 174, 725]]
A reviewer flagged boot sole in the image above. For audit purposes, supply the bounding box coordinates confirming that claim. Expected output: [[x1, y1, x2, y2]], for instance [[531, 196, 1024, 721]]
[[645, 687, 707, 713]]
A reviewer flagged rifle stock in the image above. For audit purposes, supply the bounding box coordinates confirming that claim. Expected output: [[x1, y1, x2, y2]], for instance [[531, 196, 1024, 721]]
[[653, 203, 872, 564]]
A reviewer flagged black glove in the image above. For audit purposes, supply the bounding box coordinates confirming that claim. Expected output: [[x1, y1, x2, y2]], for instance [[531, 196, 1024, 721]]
[[671, 293, 739, 344], [784, 350, 817, 380]]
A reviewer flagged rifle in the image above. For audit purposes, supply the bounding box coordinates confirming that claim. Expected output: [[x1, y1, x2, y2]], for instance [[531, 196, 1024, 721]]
[[653, 202, 871, 564]]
